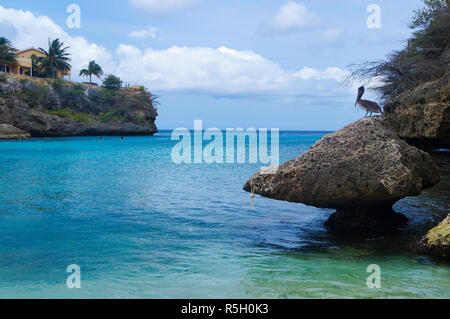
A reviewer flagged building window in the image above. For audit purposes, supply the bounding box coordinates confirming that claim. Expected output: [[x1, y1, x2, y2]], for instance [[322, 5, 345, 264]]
[[0, 65, 10, 73], [20, 68, 23, 75]]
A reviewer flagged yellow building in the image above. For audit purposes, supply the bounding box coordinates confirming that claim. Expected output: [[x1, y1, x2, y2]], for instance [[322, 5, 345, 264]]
[[0, 47, 71, 79]]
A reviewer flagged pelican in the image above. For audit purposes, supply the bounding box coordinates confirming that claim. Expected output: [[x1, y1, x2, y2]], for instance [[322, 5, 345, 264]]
[[355, 86, 383, 117]]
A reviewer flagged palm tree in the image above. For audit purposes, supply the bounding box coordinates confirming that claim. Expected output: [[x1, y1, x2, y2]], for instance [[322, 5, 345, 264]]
[[30, 54, 39, 77], [0, 37, 17, 66], [150, 94, 160, 107], [0, 37, 10, 46], [79, 60, 104, 83], [39, 38, 71, 79]]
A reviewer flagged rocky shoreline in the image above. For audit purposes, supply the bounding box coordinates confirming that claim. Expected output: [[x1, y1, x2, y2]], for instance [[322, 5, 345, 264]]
[[244, 117, 440, 235], [0, 124, 30, 139], [411, 214, 450, 257], [0, 76, 158, 138]]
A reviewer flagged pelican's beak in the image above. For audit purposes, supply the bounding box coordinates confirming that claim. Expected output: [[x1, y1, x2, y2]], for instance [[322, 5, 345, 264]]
[[354, 99, 358, 107]]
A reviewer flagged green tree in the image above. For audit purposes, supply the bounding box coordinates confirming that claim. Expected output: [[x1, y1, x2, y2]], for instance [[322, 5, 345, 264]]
[[79, 60, 104, 83], [150, 94, 160, 108], [39, 38, 72, 79], [351, 0, 449, 100], [0, 37, 17, 66], [410, 0, 449, 29], [134, 86, 160, 107], [29, 53, 49, 78], [103, 74, 123, 89], [30, 53, 37, 67], [30, 54, 40, 77]]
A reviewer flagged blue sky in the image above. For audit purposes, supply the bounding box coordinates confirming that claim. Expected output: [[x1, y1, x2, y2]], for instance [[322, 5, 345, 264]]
[[0, 0, 424, 130]]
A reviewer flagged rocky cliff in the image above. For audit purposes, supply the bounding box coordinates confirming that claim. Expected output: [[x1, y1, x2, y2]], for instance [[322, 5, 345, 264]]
[[384, 71, 449, 148], [0, 75, 158, 138]]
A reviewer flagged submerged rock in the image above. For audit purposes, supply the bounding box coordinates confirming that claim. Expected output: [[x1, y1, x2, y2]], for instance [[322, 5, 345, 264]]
[[0, 124, 30, 140], [411, 214, 450, 257], [243, 117, 440, 234]]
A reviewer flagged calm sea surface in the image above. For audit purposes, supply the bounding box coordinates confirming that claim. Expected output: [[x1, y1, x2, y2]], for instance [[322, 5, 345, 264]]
[[0, 131, 448, 298]]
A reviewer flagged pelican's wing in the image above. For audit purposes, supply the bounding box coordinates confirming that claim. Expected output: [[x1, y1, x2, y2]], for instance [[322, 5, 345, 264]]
[[360, 100, 382, 113]]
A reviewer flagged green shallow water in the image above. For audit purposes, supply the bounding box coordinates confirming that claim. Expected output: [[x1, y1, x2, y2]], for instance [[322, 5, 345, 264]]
[[0, 131, 448, 298]]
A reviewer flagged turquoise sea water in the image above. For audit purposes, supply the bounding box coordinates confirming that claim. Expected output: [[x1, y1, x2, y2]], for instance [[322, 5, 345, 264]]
[[0, 131, 449, 299]]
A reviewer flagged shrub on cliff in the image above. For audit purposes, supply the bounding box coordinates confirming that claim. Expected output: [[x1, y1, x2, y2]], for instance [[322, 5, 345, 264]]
[[351, 0, 449, 101], [98, 109, 127, 123], [10, 81, 57, 109], [52, 81, 86, 110], [43, 109, 93, 123], [102, 74, 123, 89]]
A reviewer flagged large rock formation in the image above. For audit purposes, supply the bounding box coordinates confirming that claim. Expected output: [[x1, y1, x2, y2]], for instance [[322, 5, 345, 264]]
[[0, 76, 158, 137], [384, 72, 449, 148], [411, 214, 450, 257], [243, 117, 440, 234], [0, 124, 30, 139]]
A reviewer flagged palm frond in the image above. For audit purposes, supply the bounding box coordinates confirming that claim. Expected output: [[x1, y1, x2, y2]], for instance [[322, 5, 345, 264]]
[[38, 38, 72, 78]]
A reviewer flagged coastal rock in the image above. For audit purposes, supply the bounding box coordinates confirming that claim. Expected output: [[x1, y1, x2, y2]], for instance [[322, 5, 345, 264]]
[[243, 117, 440, 234], [411, 214, 450, 257], [384, 72, 450, 148], [1, 104, 158, 137], [0, 76, 158, 137], [0, 124, 30, 139]]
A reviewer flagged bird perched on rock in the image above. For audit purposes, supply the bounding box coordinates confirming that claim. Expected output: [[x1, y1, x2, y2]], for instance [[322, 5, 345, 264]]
[[355, 86, 383, 117]]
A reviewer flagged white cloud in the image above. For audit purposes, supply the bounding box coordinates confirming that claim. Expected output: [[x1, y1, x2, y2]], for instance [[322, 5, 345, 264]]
[[0, 6, 116, 81], [129, 0, 199, 16], [114, 45, 351, 96], [129, 26, 159, 39], [263, 1, 320, 34], [0, 5, 351, 99], [115, 45, 291, 94]]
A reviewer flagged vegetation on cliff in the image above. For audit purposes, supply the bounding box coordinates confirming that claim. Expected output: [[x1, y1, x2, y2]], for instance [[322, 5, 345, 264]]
[[102, 74, 123, 89], [352, 0, 449, 100], [0, 74, 158, 126], [0, 74, 158, 136], [0, 34, 159, 137]]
